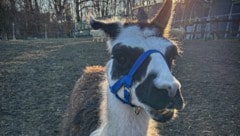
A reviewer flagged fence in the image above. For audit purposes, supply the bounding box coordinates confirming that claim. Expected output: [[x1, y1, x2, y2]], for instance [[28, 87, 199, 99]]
[[0, 21, 92, 40], [172, 13, 240, 40], [2, 14, 240, 41]]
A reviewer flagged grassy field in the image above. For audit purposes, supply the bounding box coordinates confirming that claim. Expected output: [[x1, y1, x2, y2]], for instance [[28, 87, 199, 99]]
[[0, 38, 240, 136], [0, 38, 109, 136]]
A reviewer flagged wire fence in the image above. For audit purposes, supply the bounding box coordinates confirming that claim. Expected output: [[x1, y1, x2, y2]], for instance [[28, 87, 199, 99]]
[[172, 13, 240, 40], [1, 14, 240, 41], [0, 22, 92, 40]]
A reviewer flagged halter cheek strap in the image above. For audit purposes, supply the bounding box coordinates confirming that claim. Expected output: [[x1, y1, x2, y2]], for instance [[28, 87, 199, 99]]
[[109, 49, 165, 107]]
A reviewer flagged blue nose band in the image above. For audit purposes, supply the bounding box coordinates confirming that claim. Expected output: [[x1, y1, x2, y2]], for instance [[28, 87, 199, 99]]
[[109, 49, 165, 107]]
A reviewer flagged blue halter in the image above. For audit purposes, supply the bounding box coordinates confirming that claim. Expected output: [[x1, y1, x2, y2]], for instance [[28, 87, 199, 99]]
[[109, 49, 165, 107]]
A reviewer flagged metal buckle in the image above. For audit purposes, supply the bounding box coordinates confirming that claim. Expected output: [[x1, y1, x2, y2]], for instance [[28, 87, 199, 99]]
[[124, 86, 131, 103], [124, 86, 130, 93], [134, 106, 142, 115]]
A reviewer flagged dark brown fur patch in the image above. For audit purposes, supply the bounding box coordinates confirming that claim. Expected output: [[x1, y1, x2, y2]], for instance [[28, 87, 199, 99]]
[[164, 45, 179, 69], [111, 44, 150, 83], [90, 19, 120, 39]]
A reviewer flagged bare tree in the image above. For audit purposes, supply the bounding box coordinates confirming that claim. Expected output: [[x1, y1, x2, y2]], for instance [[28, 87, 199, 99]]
[[0, 0, 14, 39], [75, 0, 81, 22], [52, 0, 67, 37], [52, 0, 67, 22]]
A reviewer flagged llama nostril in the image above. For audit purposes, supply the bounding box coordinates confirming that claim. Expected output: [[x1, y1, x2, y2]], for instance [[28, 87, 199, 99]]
[[154, 84, 177, 97], [154, 79, 180, 98], [167, 86, 172, 91], [168, 90, 176, 98], [167, 84, 178, 98], [166, 86, 175, 98]]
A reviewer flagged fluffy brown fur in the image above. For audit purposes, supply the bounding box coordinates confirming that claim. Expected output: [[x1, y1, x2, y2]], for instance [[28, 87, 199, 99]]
[[61, 66, 105, 136]]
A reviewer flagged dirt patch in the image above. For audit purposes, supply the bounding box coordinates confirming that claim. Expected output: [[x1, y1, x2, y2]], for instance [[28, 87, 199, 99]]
[[0, 39, 239, 136]]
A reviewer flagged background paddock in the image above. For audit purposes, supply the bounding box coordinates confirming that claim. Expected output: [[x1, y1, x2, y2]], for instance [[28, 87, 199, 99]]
[[0, 38, 239, 135]]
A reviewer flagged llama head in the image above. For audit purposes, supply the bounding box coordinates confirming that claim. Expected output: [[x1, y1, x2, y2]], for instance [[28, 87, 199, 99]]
[[90, 0, 185, 123]]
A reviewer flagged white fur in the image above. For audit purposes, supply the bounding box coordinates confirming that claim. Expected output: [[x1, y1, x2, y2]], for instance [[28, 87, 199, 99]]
[[90, 25, 180, 136], [90, 78, 159, 136]]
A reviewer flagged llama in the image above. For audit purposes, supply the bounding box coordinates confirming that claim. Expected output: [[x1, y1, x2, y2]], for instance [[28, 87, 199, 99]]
[[89, 0, 185, 136], [62, 0, 185, 136]]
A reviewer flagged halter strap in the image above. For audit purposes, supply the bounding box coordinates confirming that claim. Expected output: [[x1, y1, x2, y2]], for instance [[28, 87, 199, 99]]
[[110, 49, 164, 107]]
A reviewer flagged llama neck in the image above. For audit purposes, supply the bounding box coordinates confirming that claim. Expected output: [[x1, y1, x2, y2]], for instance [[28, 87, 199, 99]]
[[101, 90, 158, 136]]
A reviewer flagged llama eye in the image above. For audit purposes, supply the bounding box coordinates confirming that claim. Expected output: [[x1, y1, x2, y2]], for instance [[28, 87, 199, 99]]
[[115, 56, 127, 65], [119, 56, 126, 64]]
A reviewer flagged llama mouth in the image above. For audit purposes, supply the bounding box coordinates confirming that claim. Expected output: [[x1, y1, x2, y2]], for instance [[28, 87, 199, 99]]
[[171, 89, 186, 110], [148, 108, 177, 123], [138, 88, 185, 123], [146, 95, 184, 123]]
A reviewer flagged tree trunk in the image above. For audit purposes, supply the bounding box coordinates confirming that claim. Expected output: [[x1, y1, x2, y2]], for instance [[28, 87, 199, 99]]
[[52, 0, 67, 37], [75, 0, 80, 22]]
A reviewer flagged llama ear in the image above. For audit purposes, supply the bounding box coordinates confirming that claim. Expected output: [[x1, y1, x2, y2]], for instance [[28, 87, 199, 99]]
[[90, 16, 120, 39], [150, 0, 173, 37], [165, 45, 179, 68]]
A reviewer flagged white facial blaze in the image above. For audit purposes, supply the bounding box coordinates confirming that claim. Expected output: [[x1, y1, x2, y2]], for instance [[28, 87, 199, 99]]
[[149, 53, 181, 97]]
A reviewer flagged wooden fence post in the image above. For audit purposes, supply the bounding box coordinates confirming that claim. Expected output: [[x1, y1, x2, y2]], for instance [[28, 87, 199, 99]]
[[45, 24, 48, 39], [12, 22, 16, 40], [225, 2, 234, 38], [237, 23, 240, 38]]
